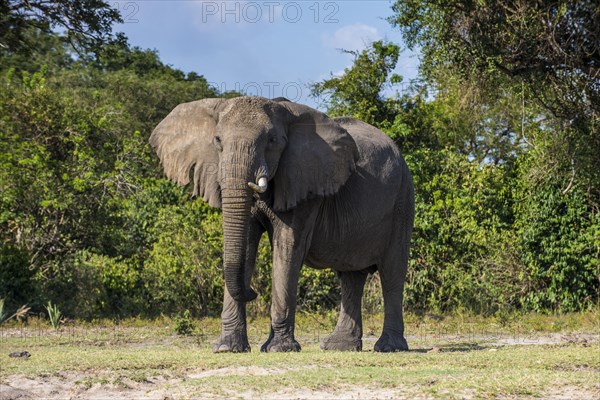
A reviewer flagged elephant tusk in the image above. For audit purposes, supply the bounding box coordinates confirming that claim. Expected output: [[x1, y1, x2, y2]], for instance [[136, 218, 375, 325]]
[[248, 176, 268, 193]]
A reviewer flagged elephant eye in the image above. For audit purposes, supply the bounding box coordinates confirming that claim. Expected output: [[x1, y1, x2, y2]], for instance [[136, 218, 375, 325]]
[[213, 136, 223, 150], [268, 135, 277, 144]]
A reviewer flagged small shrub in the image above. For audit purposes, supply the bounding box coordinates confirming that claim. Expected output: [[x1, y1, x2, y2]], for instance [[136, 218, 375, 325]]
[[173, 310, 195, 335], [45, 301, 62, 329]]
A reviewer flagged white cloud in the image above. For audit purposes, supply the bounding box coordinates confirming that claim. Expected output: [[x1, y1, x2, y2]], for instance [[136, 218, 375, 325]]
[[322, 24, 381, 51]]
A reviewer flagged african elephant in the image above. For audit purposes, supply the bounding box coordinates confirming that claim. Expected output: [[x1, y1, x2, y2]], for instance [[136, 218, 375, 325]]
[[150, 96, 414, 352]]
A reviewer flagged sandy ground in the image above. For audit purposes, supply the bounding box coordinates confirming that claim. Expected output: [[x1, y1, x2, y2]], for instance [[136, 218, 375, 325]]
[[1, 366, 598, 400], [1, 362, 402, 400], [0, 370, 428, 400], [1, 333, 598, 400]]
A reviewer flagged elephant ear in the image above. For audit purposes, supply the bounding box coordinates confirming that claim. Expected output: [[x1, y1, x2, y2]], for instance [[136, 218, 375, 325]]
[[149, 98, 227, 208], [273, 101, 359, 211]]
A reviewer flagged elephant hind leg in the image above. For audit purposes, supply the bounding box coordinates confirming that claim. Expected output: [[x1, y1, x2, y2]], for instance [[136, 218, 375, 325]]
[[374, 242, 410, 352], [321, 270, 368, 351], [374, 261, 409, 352], [374, 183, 413, 353]]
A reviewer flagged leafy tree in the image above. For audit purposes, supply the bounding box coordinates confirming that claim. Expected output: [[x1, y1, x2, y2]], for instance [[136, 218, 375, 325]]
[[388, 88, 523, 313], [390, 0, 599, 126], [311, 42, 527, 314], [0, 29, 73, 73], [310, 41, 402, 127], [389, 73, 534, 166], [93, 39, 189, 80], [0, 0, 122, 54], [390, 0, 599, 193]]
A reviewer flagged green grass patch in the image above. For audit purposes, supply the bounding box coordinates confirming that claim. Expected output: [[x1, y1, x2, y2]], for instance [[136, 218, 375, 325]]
[[1, 312, 598, 399]]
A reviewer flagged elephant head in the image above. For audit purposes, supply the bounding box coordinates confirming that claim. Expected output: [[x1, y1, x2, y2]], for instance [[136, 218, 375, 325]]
[[150, 97, 359, 302]]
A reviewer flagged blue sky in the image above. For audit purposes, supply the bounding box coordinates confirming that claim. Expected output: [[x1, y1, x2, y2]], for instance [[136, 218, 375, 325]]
[[114, 0, 420, 108]]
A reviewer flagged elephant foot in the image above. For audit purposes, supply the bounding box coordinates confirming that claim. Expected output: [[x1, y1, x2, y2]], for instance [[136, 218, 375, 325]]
[[374, 332, 408, 352], [212, 331, 251, 353], [260, 336, 301, 352], [320, 332, 362, 351]]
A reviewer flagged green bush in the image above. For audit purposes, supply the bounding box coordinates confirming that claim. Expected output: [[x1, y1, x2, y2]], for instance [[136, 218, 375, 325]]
[[402, 148, 523, 315], [36, 251, 141, 319], [0, 245, 36, 311], [297, 269, 340, 313], [248, 233, 274, 315], [517, 182, 599, 312], [143, 202, 224, 316]]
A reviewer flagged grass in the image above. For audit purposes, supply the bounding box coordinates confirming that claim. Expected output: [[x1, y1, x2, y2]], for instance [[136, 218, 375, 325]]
[[1, 311, 598, 399]]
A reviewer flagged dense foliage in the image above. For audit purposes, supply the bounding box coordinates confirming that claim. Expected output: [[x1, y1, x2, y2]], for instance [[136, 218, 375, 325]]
[[387, 0, 599, 312], [0, 1, 597, 320], [311, 36, 598, 313]]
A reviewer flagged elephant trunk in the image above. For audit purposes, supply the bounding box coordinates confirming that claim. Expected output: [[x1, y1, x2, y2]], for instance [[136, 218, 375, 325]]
[[220, 142, 268, 303], [221, 187, 257, 303]]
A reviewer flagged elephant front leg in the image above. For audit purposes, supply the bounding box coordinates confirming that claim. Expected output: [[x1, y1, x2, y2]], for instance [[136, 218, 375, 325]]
[[213, 287, 251, 353], [261, 209, 321, 352], [213, 218, 264, 353], [260, 202, 320, 352], [321, 271, 367, 351], [260, 235, 303, 352]]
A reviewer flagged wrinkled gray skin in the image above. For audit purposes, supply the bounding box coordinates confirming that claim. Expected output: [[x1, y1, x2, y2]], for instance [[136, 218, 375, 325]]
[[150, 97, 414, 353]]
